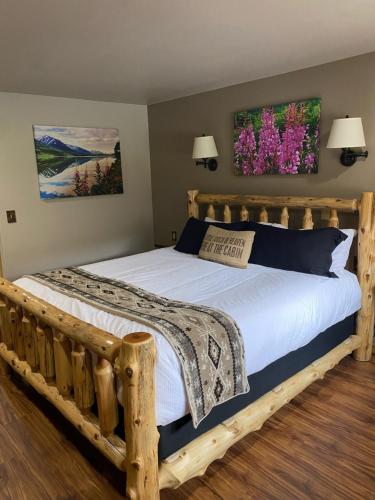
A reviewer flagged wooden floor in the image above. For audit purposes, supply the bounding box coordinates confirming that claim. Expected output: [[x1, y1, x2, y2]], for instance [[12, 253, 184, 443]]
[[0, 355, 374, 500]]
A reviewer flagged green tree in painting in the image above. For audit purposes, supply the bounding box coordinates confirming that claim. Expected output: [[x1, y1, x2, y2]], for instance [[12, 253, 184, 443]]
[[72, 144, 123, 197], [73, 168, 82, 196], [81, 167, 90, 196]]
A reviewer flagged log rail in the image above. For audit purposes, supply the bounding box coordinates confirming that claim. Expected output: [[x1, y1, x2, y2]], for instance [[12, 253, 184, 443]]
[[0, 279, 159, 497], [159, 335, 362, 489]]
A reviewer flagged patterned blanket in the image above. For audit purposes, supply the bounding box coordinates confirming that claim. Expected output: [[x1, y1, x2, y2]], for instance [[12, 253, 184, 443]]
[[27, 267, 249, 427]]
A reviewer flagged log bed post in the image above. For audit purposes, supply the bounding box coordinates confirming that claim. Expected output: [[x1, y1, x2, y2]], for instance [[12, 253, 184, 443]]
[[187, 190, 199, 219], [354, 191, 375, 361], [94, 357, 118, 437], [0, 299, 10, 376], [22, 310, 39, 371], [53, 331, 73, 396], [121, 332, 159, 500], [71, 342, 95, 413]]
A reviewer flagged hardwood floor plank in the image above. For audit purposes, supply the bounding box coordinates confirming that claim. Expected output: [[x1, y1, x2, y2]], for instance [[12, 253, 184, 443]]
[[0, 354, 374, 499]]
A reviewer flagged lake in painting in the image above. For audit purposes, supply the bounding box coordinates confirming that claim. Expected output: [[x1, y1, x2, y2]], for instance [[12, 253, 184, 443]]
[[33, 125, 124, 199]]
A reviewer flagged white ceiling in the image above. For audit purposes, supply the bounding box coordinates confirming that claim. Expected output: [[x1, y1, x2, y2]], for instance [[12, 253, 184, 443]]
[[1, 0, 375, 105]]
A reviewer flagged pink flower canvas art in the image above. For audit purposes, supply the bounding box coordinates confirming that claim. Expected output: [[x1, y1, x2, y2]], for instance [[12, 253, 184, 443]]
[[234, 98, 320, 175]]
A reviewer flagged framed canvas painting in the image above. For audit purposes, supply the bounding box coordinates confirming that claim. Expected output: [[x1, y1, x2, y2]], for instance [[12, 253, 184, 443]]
[[234, 98, 321, 175], [33, 125, 124, 199]]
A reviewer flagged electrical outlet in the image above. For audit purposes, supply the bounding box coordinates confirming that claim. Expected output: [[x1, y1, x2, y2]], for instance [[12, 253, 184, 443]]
[[171, 231, 177, 242], [6, 210, 17, 223]]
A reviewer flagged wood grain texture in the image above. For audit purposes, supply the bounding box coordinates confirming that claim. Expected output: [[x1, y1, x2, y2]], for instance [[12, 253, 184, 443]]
[[187, 190, 199, 219], [206, 204, 215, 219], [72, 342, 95, 414], [259, 207, 268, 223], [22, 310, 38, 371], [13, 306, 25, 361], [196, 193, 359, 211], [280, 206, 289, 227], [223, 205, 232, 223], [53, 331, 72, 396], [36, 321, 55, 382], [329, 208, 339, 228], [0, 298, 12, 349], [302, 207, 314, 229], [0, 353, 373, 499], [0, 280, 121, 361], [121, 332, 160, 499], [355, 191, 375, 361], [94, 357, 119, 437], [240, 205, 249, 222]]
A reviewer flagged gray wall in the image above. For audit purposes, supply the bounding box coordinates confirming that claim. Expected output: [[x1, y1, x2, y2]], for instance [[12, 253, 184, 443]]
[[148, 52, 375, 246], [0, 92, 154, 279]]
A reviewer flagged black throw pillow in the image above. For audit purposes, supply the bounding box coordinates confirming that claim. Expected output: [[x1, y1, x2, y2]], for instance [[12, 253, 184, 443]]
[[246, 221, 347, 277], [175, 217, 250, 255]]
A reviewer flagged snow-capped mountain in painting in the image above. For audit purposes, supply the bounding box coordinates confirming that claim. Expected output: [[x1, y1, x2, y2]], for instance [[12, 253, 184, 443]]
[[36, 135, 98, 156]]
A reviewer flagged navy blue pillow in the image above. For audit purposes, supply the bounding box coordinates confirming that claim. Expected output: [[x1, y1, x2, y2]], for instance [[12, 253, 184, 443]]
[[174, 217, 250, 255], [246, 221, 347, 277]]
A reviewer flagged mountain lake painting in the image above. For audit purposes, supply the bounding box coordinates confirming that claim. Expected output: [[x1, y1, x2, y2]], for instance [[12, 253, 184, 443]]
[[234, 98, 321, 175], [33, 125, 124, 199]]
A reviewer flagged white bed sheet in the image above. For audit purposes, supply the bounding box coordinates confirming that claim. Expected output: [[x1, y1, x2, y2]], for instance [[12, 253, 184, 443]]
[[14, 247, 361, 426]]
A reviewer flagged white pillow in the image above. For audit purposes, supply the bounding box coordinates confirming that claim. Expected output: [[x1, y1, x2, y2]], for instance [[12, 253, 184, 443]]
[[330, 229, 357, 274]]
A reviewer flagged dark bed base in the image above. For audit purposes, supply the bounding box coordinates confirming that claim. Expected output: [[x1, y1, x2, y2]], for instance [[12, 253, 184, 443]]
[[158, 314, 356, 459]]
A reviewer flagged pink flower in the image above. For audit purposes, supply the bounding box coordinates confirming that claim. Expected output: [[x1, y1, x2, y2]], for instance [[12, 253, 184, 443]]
[[234, 124, 257, 175], [255, 108, 281, 173]]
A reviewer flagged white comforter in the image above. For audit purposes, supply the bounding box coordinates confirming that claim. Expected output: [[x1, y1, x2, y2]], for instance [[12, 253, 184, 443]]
[[15, 247, 361, 426]]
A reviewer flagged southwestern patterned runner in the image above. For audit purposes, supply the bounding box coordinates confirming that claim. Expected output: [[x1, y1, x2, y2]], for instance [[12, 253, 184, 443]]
[[27, 267, 249, 427]]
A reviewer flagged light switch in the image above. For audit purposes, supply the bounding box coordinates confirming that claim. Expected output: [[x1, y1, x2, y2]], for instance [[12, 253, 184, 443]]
[[6, 210, 17, 223]]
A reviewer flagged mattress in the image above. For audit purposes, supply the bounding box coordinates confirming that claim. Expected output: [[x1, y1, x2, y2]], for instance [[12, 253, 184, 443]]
[[14, 247, 361, 427]]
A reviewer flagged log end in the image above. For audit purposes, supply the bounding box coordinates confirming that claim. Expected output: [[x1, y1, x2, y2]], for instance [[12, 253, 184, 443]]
[[123, 332, 153, 345]]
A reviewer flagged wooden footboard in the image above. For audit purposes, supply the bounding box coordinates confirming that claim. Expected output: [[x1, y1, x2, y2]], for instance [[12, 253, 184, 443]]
[[0, 279, 160, 499]]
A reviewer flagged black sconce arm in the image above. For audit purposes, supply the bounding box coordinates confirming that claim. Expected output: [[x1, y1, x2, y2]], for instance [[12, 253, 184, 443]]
[[195, 158, 218, 171], [340, 148, 369, 167]]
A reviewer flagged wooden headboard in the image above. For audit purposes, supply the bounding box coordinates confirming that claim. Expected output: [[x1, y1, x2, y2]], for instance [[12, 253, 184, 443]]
[[187, 190, 375, 362]]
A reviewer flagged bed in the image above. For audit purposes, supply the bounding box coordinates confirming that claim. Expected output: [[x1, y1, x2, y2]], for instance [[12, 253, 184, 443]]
[[0, 190, 374, 499]]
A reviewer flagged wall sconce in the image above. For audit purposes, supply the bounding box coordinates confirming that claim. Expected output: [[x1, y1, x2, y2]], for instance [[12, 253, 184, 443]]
[[192, 135, 218, 171], [327, 115, 368, 167]]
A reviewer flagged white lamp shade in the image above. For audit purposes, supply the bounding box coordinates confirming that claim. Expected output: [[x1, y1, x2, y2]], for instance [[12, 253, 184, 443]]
[[192, 136, 218, 159], [327, 117, 366, 149]]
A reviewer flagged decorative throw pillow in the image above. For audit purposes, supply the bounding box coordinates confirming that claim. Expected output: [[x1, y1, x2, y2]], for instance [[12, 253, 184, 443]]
[[199, 225, 255, 269]]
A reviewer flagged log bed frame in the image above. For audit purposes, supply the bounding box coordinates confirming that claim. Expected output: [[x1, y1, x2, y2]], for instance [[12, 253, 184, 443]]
[[0, 190, 374, 499]]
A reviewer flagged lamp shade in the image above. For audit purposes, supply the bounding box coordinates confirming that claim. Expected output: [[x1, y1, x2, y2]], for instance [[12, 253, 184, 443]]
[[327, 117, 366, 149], [192, 136, 218, 159]]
